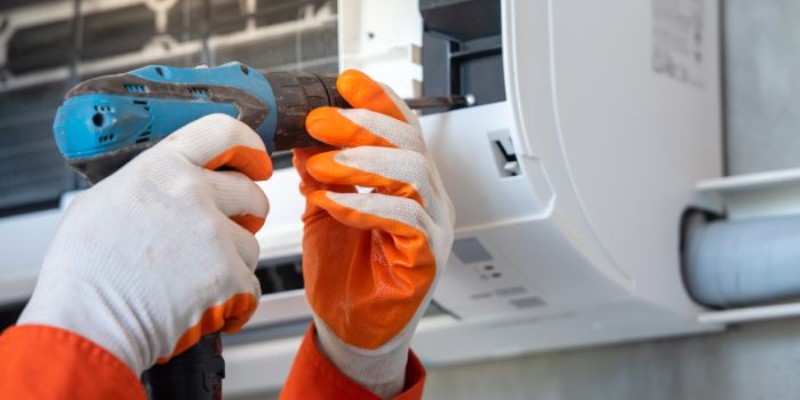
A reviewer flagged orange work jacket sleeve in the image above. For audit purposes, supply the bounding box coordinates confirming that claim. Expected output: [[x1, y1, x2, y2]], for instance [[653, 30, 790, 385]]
[[0, 325, 145, 400], [0, 323, 425, 400]]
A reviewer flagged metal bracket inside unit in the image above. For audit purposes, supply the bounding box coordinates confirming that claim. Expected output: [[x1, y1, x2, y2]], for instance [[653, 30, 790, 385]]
[[420, 0, 504, 113]]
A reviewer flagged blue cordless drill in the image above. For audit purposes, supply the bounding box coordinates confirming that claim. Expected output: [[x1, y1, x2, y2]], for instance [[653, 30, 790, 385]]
[[52, 61, 469, 183], [53, 62, 348, 183]]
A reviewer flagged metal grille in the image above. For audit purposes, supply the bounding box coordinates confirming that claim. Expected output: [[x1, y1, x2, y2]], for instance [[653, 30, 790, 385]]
[[0, 0, 339, 215], [0, 81, 76, 214]]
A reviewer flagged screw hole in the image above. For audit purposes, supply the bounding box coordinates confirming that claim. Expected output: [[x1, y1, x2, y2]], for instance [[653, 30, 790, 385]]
[[240, 64, 249, 75], [92, 113, 104, 127], [155, 67, 164, 77]]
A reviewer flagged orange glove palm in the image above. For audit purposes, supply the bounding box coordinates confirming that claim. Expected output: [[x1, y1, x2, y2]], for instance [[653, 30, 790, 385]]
[[293, 71, 454, 398]]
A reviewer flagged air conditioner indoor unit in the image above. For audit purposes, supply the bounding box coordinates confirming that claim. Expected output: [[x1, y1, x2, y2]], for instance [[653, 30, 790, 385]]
[[0, 0, 724, 397], [224, 0, 723, 395]]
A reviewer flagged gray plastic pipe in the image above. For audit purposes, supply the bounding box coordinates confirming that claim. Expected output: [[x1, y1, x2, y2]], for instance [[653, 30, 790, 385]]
[[685, 213, 800, 308]]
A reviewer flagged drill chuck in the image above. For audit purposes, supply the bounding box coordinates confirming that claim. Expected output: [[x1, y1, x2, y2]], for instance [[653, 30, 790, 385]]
[[263, 71, 348, 150]]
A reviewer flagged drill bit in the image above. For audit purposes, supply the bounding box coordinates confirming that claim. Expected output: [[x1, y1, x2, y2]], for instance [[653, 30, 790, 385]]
[[404, 94, 476, 110]]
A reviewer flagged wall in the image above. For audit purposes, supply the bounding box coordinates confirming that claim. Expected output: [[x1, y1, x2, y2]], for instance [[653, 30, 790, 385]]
[[725, 0, 800, 174]]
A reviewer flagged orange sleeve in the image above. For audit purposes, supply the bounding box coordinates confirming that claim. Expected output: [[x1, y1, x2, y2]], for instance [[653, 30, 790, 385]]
[[0, 325, 145, 400], [280, 324, 426, 400]]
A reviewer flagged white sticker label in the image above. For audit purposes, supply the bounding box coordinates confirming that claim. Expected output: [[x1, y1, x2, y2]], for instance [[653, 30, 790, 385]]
[[652, 0, 705, 86]]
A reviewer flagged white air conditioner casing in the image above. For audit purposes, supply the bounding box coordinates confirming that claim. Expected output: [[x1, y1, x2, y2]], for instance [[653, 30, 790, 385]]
[[0, 0, 724, 397], [226, 0, 724, 395]]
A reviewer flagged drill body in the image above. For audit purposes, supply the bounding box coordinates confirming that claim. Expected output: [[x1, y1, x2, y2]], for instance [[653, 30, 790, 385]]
[[53, 62, 344, 182]]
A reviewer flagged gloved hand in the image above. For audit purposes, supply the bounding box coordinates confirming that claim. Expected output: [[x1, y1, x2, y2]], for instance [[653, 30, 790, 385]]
[[18, 114, 271, 376], [294, 70, 455, 398]]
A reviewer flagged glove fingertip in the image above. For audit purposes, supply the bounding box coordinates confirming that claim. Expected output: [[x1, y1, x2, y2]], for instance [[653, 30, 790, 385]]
[[336, 70, 406, 122], [305, 107, 341, 144], [230, 214, 266, 234], [336, 69, 370, 98], [203, 145, 273, 181], [306, 189, 330, 206], [304, 151, 336, 177]]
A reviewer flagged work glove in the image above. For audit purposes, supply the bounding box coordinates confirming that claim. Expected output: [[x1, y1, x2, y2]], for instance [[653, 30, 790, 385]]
[[18, 114, 271, 376], [293, 70, 455, 398]]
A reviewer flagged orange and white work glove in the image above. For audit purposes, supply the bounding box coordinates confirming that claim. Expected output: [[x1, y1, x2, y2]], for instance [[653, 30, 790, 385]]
[[294, 70, 455, 398], [18, 114, 271, 376]]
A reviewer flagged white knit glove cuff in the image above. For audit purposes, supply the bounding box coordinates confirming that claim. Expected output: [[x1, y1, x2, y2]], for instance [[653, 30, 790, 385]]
[[313, 316, 413, 399]]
